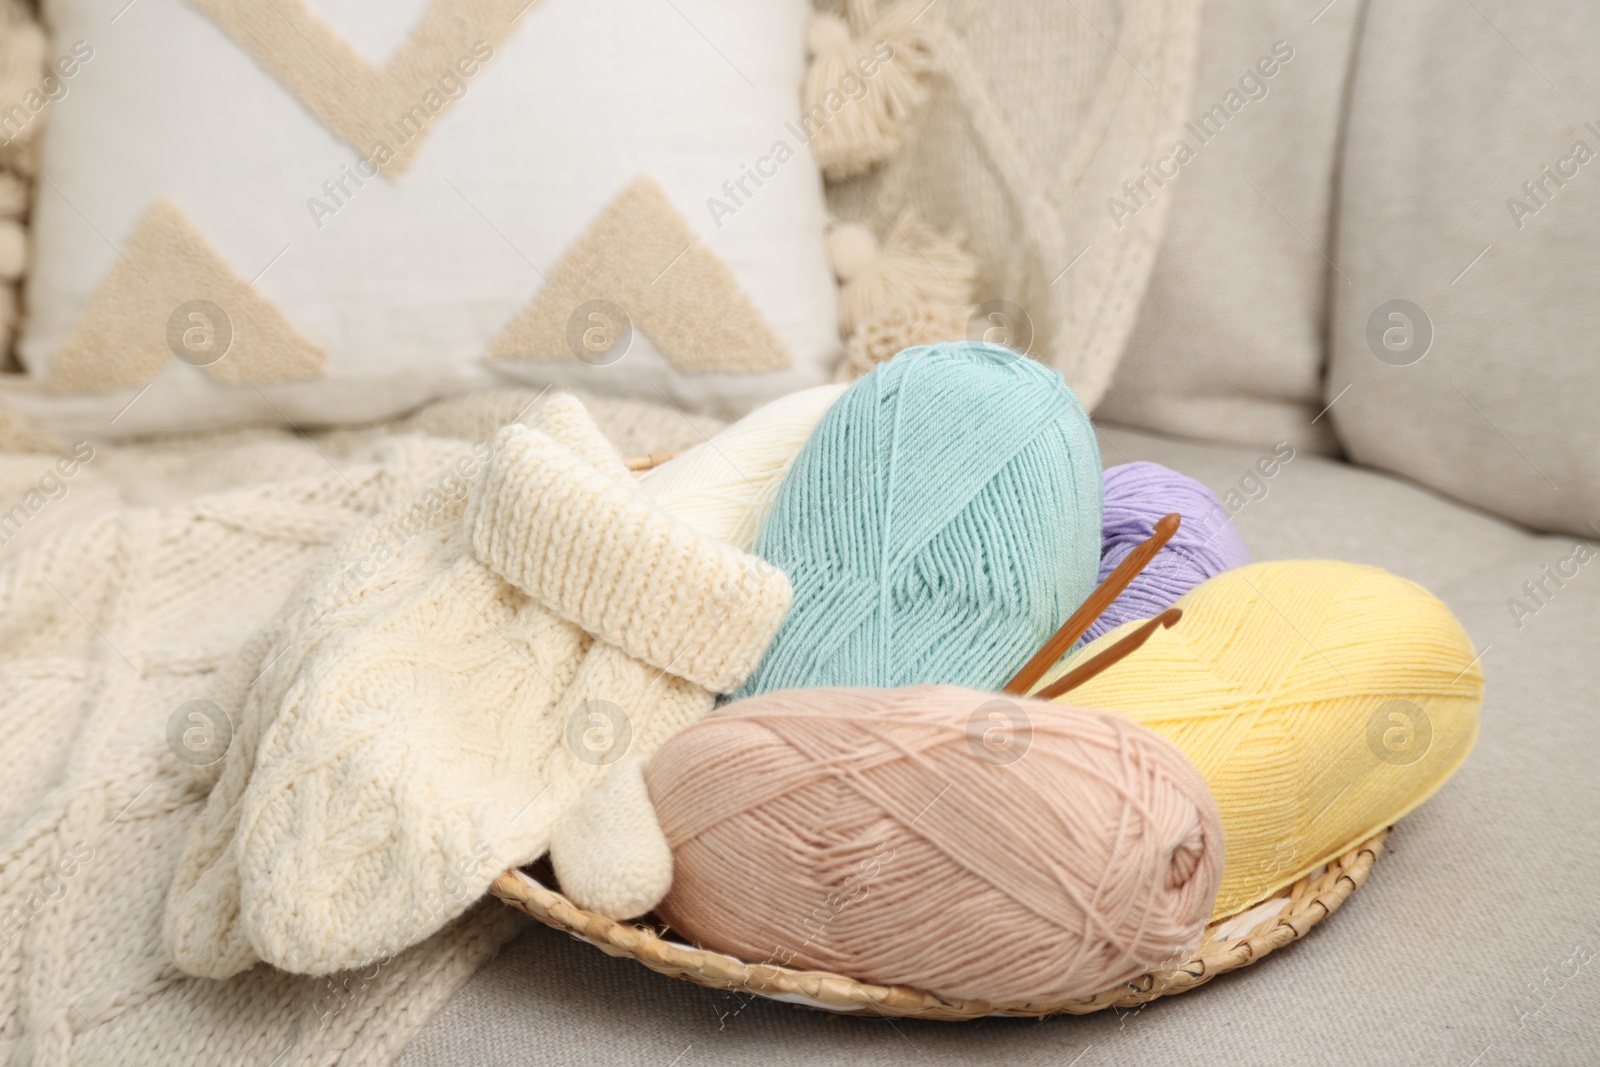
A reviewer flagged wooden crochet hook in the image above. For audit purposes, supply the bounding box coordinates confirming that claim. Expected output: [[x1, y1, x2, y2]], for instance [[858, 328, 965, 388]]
[[626, 449, 681, 472], [1032, 608, 1182, 700], [1001, 512, 1181, 695]]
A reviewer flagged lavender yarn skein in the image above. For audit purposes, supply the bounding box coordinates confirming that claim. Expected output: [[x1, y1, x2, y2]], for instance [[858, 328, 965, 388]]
[[1084, 462, 1251, 644]]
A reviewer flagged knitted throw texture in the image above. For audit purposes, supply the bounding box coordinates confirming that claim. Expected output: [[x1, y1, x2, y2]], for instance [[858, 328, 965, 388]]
[[0, 430, 528, 1067]]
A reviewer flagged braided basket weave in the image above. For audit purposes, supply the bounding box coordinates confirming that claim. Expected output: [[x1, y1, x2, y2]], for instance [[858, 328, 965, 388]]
[[493, 830, 1387, 1020]]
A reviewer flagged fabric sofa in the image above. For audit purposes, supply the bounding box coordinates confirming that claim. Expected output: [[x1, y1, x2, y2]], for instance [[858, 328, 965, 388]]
[[2, 0, 1595, 1061]]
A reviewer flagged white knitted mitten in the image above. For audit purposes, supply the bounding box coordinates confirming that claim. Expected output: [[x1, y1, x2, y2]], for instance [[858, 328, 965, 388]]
[[171, 396, 790, 975], [167, 399, 609, 978], [162, 434, 502, 978], [543, 382, 845, 918]]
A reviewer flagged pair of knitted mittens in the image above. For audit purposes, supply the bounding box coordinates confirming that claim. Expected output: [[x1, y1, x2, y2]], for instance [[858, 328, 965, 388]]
[[165, 394, 803, 976]]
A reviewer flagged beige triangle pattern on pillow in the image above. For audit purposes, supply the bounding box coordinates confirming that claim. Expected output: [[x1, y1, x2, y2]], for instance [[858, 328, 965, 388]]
[[186, 0, 534, 175], [489, 175, 793, 374], [47, 200, 327, 394]]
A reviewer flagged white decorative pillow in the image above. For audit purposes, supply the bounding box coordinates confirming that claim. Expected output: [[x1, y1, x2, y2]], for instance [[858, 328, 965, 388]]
[[10, 0, 839, 438]]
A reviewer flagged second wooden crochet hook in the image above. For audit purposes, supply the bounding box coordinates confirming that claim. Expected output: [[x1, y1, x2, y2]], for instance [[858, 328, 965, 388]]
[[1002, 512, 1181, 696]]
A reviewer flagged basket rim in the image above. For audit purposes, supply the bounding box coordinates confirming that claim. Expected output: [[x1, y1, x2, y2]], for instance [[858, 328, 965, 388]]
[[491, 828, 1388, 1020]]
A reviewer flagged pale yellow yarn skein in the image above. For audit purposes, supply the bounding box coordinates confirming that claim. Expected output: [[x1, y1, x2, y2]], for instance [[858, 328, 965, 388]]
[[1042, 560, 1484, 920]]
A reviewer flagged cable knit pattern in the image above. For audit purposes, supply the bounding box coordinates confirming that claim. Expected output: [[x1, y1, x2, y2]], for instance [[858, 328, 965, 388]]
[[165, 433, 524, 978], [0, 432, 527, 1067], [168, 394, 795, 977]]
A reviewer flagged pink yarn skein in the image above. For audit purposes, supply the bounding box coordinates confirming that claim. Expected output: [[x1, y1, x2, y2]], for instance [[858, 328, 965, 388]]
[[645, 685, 1223, 1004]]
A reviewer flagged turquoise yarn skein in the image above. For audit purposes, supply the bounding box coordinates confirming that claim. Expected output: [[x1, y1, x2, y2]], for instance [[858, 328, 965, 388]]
[[736, 342, 1103, 697]]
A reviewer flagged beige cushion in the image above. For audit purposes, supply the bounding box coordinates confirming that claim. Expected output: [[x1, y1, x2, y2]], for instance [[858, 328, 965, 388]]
[[1326, 0, 1600, 538], [1096, 0, 1365, 454], [399, 426, 1600, 1065], [825, 0, 1201, 410]]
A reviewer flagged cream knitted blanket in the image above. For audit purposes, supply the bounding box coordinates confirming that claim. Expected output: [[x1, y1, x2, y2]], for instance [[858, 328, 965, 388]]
[[0, 388, 720, 1066]]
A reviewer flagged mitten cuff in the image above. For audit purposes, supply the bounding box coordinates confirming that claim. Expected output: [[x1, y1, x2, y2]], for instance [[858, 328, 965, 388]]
[[469, 422, 791, 693], [524, 392, 631, 482]]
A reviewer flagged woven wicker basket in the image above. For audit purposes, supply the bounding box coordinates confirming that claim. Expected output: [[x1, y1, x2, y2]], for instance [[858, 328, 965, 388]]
[[495, 449, 1386, 1017], [492, 829, 1387, 1020]]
